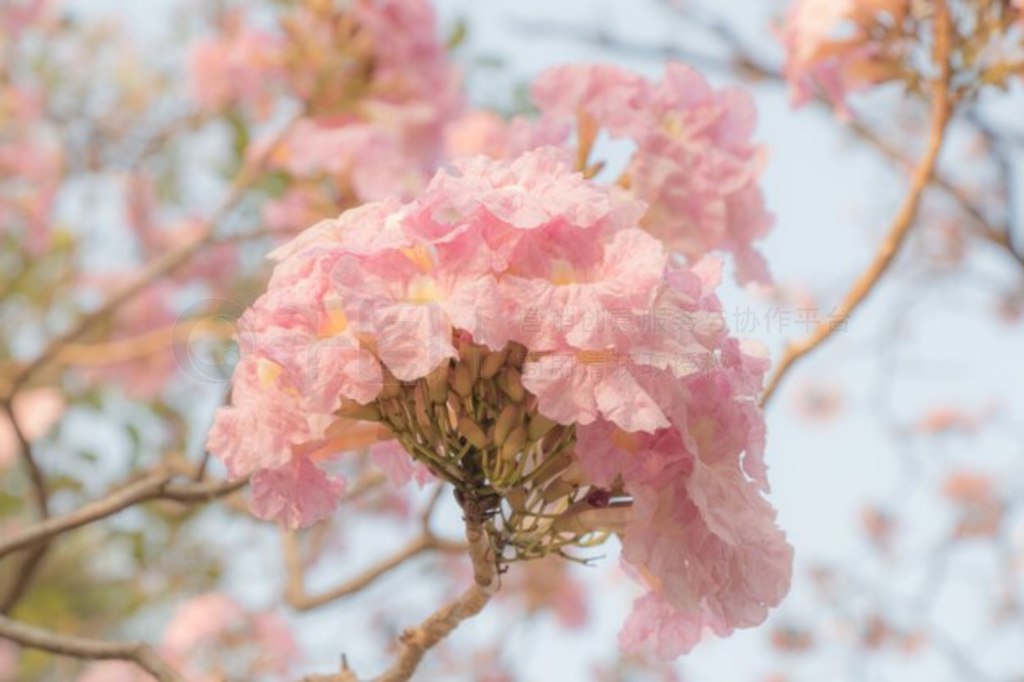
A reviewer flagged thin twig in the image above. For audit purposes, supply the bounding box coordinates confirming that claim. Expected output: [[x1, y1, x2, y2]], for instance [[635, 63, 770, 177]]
[[0, 471, 246, 559], [760, 1, 956, 406], [2, 116, 299, 399], [0, 399, 51, 614], [54, 317, 236, 367], [283, 485, 465, 612], [0, 614, 184, 682]]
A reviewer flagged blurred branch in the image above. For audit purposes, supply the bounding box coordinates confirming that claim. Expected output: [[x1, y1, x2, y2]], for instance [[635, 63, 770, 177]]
[[1, 115, 299, 400], [54, 316, 236, 368], [283, 484, 465, 612], [760, 1, 956, 406], [0, 399, 51, 615], [302, 505, 499, 681], [0, 614, 183, 682], [0, 468, 246, 559]]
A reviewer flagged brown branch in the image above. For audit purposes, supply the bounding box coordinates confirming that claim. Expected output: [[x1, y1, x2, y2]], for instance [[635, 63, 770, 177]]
[[284, 485, 464, 612], [55, 317, 236, 368], [2, 116, 299, 400], [0, 470, 246, 559], [0, 614, 183, 682], [0, 399, 51, 614], [760, 1, 956, 407], [372, 514, 498, 682]]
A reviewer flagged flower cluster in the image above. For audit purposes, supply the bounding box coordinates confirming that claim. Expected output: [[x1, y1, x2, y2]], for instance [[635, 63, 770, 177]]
[[450, 64, 774, 285], [780, 0, 1024, 111], [0, 85, 62, 254], [209, 142, 791, 655], [78, 593, 297, 682], [190, 0, 463, 233], [780, 0, 910, 112]]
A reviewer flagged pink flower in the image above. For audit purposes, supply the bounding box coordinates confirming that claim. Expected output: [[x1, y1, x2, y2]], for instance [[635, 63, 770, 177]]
[[210, 139, 789, 654], [444, 110, 568, 161], [78, 661, 154, 682], [0, 388, 64, 470], [161, 593, 243, 659], [574, 359, 790, 657], [154, 593, 299, 680], [250, 457, 347, 527], [370, 440, 435, 487], [187, 14, 282, 115], [531, 64, 774, 284], [0, 87, 63, 254], [0, 641, 18, 681], [255, 0, 464, 202], [780, 0, 908, 112]]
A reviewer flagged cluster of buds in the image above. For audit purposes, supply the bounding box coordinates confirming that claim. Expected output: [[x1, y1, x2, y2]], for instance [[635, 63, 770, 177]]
[[342, 336, 626, 564]]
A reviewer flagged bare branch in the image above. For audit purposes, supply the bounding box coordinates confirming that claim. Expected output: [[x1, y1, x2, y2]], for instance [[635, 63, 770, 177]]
[[0, 399, 51, 614], [283, 485, 465, 612], [2, 116, 299, 399], [54, 316, 235, 368], [0, 614, 184, 682], [0, 470, 246, 559], [371, 514, 498, 682], [760, 1, 956, 406]]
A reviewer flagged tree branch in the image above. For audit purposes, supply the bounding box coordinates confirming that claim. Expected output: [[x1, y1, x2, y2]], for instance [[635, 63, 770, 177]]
[[0, 399, 51, 614], [0, 470, 246, 559], [283, 485, 465, 612], [0, 614, 183, 682], [372, 514, 498, 682], [760, 1, 956, 406], [1, 116, 299, 400]]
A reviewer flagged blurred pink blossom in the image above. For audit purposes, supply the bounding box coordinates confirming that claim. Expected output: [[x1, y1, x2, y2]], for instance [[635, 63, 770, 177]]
[[0, 387, 64, 470]]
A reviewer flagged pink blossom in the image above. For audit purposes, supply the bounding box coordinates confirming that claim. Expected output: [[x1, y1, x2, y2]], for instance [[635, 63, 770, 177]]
[[780, 0, 908, 112], [187, 14, 282, 115], [0, 87, 63, 254], [0, 388, 64, 470], [0, 0, 55, 35], [575, 361, 790, 657], [444, 110, 569, 161], [0, 641, 18, 681], [530, 64, 774, 284], [154, 593, 299, 680], [257, 0, 464, 202], [161, 593, 244, 659], [250, 457, 347, 527], [78, 661, 154, 682], [210, 143, 789, 650], [370, 440, 435, 487]]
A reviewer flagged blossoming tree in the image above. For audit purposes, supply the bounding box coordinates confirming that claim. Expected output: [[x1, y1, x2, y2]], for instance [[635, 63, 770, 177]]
[[1, 0, 1023, 680]]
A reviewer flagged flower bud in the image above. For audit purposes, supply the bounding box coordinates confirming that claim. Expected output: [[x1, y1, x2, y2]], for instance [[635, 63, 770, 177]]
[[451, 362, 473, 397], [498, 367, 525, 402], [499, 425, 527, 462], [494, 404, 521, 445], [460, 343, 483, 379], [457, 416, 489, 450], [425, 365, 450, 404], [527, 412, 557, 441], [506, 342, 528, 369], [336, 399, 381, 422], [480, 347, 509, 379]]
